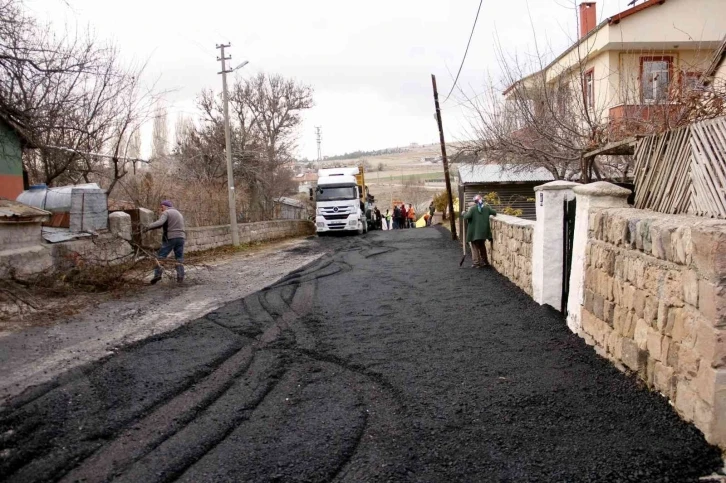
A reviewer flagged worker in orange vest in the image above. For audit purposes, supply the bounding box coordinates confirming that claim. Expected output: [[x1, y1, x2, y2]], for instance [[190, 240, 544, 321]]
[[407, 204, 416, 228]]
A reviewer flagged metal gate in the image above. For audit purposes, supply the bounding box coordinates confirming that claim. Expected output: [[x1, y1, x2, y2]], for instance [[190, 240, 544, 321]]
[[561, 198, 577, 314]]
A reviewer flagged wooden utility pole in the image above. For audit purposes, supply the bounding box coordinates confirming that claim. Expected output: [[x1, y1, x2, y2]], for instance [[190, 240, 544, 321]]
[[431, 74, 457, 240]]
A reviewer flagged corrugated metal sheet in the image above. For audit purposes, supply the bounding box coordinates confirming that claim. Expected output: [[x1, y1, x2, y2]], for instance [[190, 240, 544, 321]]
[[41, 227, 92, 243], [0, 199, 51, 222], [458, 164, 554, 185], [275, 197, 305, 208]]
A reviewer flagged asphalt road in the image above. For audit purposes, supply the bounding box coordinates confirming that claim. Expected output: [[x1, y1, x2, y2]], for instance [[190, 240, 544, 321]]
[[1, 228, 722, 482]]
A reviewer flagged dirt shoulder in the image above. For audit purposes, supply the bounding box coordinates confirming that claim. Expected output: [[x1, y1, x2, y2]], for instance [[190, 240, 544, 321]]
[[0, 236, 324, 405]]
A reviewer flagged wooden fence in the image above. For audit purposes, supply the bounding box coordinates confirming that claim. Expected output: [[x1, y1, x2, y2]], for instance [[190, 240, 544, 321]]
[[633, 117, 726, 218]]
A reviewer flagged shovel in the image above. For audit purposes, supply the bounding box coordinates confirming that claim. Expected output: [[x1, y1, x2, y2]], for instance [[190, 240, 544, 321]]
[[459, 221, 467, 267]]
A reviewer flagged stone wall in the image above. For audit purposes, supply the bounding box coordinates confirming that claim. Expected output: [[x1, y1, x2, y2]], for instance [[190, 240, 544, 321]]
[[490, 215, 534, 296], [0, 217, 315, 279], [185, 220, 315, 253], [50, 233, 134, 270], [578, 207, 726, 446]]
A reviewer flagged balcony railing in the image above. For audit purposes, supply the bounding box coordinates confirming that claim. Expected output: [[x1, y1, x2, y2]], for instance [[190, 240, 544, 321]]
[[608, 103, 687, 141]]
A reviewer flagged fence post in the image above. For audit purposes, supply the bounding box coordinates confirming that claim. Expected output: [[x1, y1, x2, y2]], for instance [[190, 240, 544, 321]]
[[532, 181, 578, 309], [566, 182, 631, 334]]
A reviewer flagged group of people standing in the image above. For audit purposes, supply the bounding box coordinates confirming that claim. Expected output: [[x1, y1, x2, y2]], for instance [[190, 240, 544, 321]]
[[392, 203, 415, 229], [381, 202, 436, 230]]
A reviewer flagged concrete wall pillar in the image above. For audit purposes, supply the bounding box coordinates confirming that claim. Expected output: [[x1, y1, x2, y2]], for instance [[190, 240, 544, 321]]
[[532, 180, 578, 309], [108, 211, 132, 241], [566, 182, 631, 333], [138, 207, 161, 249]]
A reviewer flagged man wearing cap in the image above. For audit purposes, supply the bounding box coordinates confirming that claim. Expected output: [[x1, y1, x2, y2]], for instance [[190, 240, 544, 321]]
[[461, 194, 497, 268], [144, 200, 186, 284]]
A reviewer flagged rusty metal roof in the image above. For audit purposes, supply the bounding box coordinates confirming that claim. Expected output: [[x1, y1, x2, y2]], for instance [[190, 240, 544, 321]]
[[0, 199, 51, 222]]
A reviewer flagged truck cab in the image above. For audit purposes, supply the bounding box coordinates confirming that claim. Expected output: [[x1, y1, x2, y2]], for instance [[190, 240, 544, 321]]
[[313, 167, 368, 234]]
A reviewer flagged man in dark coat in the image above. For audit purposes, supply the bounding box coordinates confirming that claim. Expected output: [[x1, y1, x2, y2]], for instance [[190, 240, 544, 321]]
[[461, 194, 497, 268]]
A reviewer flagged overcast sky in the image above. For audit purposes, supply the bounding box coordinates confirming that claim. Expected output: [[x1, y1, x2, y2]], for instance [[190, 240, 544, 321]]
[[27, 0, 631, 159]]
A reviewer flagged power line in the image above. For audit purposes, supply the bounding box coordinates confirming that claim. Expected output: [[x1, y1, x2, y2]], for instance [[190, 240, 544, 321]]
[[443, 0, 483, 103]]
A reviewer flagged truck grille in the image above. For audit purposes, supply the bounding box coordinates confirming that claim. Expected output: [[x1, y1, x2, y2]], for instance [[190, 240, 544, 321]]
[[322, 214, 349, 220], [320, 206, 354, 215]]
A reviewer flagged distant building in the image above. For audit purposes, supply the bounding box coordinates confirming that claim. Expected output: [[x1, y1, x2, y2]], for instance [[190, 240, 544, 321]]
[[293, 172, 319, 194], [0, 112, 35, 200]]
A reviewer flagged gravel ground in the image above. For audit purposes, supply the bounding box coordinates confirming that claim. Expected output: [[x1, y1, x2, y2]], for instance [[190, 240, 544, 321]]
[[0, 227, 723, 482]]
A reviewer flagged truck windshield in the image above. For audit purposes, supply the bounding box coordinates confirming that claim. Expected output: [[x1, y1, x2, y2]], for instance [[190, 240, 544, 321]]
[[316, 186, 356, 201]]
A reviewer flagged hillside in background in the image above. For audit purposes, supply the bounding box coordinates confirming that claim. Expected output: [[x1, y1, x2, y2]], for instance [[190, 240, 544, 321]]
[[323, 147, 407, 161]]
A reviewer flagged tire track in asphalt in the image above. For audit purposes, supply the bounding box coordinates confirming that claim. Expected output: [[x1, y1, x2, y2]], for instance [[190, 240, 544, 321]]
[[111, 351, 288, 483], [2, 235, 414, 482], [56, 295, 283, 483], [2, 322, 245, 483], [58, 280, 319, 483]]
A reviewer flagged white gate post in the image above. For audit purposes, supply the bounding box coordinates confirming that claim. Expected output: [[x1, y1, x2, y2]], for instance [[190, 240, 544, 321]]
[[532, 181, 578, 309], [566, 182, 631, 334]]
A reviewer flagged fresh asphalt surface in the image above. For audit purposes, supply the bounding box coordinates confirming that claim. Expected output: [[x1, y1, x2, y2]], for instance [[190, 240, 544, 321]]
[[0, 227, 722, 482]]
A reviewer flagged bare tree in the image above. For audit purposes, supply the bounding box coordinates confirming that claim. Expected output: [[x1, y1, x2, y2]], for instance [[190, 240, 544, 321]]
[[173, 73, 313, 218], [1, 0, 161, 191], [241, 73, 313, 214]]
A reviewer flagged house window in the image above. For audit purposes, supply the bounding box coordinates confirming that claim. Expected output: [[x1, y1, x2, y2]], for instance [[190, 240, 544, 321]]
[[641, 57, 673, 103], [584, 69, 594, 111]]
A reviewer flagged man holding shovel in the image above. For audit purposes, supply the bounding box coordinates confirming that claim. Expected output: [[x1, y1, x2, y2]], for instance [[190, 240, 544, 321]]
[[461, 194, 496, 268]]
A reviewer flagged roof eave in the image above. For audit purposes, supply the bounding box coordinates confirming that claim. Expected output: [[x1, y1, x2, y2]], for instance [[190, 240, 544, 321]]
[[0, 111, 37, 149], [503, 19, 608, 96], [504, 0, 669, 96], [608, 0, 666, 25], [702, 34, 726, 85]]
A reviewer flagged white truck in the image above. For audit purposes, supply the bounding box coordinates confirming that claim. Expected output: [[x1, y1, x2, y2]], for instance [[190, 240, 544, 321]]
[[312, 166, 369, 235]]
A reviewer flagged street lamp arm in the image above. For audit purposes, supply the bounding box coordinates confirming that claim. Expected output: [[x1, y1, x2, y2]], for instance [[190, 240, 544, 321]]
[[233, 60, 249, 72]]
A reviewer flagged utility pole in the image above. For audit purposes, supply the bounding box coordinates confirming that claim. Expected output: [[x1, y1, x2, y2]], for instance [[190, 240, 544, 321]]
[[315, 126, 322, 165], [217, 43, 240, 246], [431, 74, 457, 240]]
